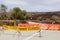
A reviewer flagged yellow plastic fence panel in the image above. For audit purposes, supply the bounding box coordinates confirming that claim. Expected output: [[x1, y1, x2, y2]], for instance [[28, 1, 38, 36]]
[[18, 24, 40, 31], [3, 25, 17, 30], [28, 27, 40, 31], [3, 25, 8, 30], [3, 24, 40, 31], [18, 27, 28, 31], [8, 26, 17, 30]]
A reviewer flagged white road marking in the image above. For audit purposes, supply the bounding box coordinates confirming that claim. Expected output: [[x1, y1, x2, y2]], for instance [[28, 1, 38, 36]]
[[23, 32, 39, 40]]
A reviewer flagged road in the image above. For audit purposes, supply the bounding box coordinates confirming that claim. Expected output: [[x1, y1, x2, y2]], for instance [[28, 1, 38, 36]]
[[0, 30, 60, 40]]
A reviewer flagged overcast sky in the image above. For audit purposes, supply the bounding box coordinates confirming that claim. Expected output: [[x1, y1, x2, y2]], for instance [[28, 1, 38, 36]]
[[0, 0, 60, 12]]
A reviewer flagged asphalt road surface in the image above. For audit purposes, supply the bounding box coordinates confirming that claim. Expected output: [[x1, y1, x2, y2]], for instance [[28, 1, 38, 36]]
[[0, 30, 60, 40]]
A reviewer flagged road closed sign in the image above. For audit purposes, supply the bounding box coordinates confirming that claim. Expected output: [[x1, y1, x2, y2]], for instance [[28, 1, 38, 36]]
[[18, 24, 40, 31]]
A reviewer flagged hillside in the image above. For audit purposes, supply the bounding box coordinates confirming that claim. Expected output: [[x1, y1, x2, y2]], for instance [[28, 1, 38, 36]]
[[27, 11, 60, 22]]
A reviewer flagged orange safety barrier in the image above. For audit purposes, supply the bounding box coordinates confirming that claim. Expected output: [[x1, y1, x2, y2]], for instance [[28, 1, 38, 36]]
[[48, 24, 60, 30], [40, 24, 60, 30], [18, 23, 60, 30], [40, 24, 49, 30]]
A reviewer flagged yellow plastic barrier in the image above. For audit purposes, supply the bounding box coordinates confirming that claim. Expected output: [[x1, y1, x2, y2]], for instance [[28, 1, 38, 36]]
[[3, 25, 8, 30], [3, 25, 17, 30], [28, 27, 40, 31], [18, 26, 28, 31], [3, 24, 40, 31]]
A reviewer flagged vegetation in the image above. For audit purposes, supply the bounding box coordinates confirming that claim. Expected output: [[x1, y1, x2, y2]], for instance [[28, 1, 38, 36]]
[[0, 14, 7, 20], [0, 4, 27, 20], [0, 4, 7, 20], [10, 7, 27, 20], [0, 4, 7, 13]]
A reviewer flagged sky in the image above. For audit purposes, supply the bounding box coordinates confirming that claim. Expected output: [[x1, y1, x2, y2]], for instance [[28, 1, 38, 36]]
[[0, 0, 60, 12]]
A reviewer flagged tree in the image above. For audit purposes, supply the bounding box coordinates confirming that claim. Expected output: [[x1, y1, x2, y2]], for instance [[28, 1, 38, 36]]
[[10, 7, 27, 20], [0, 14, 7, 20], [21, 10, 27, 20], [0, 4, 8, 20], [0, 4, 7, 13]]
